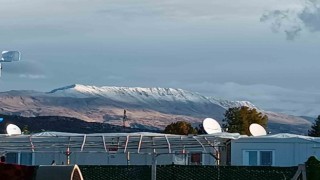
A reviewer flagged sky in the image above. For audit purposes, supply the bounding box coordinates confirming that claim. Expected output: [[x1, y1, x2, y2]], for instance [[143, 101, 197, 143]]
[[0, 0, 320, 117]]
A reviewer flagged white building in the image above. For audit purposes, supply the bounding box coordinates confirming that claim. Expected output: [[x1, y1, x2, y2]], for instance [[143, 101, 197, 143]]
[[231, 133, 320, 167], [0, 132, 240, 166]]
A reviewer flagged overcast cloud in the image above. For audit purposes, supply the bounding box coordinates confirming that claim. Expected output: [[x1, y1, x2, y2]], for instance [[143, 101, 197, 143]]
[[261, 0, 320, 40], [0, 0, 319, 117]]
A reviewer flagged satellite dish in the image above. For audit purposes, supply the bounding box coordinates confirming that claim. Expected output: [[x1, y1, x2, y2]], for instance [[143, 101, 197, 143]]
[[6, 124, 22, 135], [0, 51, 21, 77], [249, 123, 267, 136], [203, 118, 222, 134], [1, 51, 21, 62]]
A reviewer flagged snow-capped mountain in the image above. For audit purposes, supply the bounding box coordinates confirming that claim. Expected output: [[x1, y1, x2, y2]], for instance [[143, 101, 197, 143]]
[[48, 84, 257, 109], [0, 84, 312, 134]]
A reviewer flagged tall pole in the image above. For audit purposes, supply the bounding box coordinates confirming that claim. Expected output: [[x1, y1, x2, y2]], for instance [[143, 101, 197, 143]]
[[151, 152, 157, 180], [64, 147, 72, 165], [123, 109, 127, 132], [126, 152, 130, 165]]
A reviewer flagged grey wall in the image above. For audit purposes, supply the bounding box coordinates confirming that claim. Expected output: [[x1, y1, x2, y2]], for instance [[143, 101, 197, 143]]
[[231, 138, 320, 167]]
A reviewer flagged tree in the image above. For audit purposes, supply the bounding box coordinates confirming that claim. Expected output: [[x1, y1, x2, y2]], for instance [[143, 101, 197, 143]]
[[195, 124, 205, 135], [164, 121, 197, 135], [22, 125, 30, 135], [308, 115, 320, 137], [223, 106, 268, 135]]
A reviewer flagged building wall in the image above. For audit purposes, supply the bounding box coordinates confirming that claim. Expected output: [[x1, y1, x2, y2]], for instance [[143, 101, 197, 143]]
[[5, 149, 218, 166], [3, 140, 218, 166], [231, 138, 320, 167]]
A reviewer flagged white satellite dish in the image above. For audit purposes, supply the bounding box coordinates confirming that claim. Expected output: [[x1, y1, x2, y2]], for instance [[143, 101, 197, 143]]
[[203, 118, 222, 134], [1, 51, 21, 62], [0, 51, 21, 77], [6, 124, 22, 135], [249, 123, 267, 136]]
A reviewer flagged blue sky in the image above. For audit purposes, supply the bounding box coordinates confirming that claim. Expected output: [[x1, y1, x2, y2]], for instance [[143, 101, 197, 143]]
[[0, 0, 320, 117]]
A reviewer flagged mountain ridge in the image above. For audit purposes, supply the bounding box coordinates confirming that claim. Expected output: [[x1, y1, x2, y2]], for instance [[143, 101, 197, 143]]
[[0, 84, 312, 134], [48, 84, 259, 109]]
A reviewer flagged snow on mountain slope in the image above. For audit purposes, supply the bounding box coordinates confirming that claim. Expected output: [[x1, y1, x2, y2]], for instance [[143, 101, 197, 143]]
[[209, 97, 259, 110], [49, 84, 212, 103], [48, 84, 258, 109]]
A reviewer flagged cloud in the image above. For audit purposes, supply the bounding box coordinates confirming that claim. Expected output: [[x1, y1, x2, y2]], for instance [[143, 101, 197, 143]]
[[4, 61, 42, 74], [260, 0, 320, 40], [2, 60, 47, 79], [299, 0, 320, 31], [19, 74, 46, 79], [174, 82, 320, 117], [94, 0, 275, 24]]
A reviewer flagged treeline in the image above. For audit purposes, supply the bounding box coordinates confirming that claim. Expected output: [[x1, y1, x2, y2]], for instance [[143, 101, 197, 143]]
[[164, 106, 268, 136]]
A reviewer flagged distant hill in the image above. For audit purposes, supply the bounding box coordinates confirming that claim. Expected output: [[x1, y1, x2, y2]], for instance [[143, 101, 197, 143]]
[[300, 116, 316, 123], [0, 114, 158, 134], [0, 84, 313, 135]]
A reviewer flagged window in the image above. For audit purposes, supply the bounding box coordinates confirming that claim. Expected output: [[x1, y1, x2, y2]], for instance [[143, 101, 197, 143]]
[[6, 153, 18, 164], [189, 152, 202, 165], [173, 150, 187, 165], [20, 152, 33, 165], [243, 150, 274, 166], [5, 152, 33, 165], [260, 151, 272, 166], [248, 151, 258, 166]]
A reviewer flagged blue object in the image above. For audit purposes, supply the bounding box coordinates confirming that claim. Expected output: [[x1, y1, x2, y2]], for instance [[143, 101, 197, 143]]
[[0, 118, 3, 122]]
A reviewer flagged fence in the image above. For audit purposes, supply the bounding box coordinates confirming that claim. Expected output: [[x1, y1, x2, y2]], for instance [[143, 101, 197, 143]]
[[5, 157, 320, 179], [79, 165, 298, 180], [80, 165, 151, 180]]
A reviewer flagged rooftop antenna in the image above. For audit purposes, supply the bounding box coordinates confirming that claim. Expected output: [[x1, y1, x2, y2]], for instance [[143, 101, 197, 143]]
[[249, 123, 267, 136], [6, 124, 22, 136], [0, 51, 21, 77], [202, 118, 222, 134]]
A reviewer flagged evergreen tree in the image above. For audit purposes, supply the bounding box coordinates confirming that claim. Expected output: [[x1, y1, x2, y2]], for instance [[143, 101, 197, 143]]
[[308, 115, 320, 137], [164, 121, 197, 135], [223, 106, 268, 135]]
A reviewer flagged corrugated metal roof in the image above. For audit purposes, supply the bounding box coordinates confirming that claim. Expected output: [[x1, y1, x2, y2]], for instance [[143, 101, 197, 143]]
[[233, 133, 320, 143]]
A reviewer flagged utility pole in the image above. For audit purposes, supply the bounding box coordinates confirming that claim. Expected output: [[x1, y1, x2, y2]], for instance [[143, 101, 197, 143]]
[[123, 109, 127, 132]]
